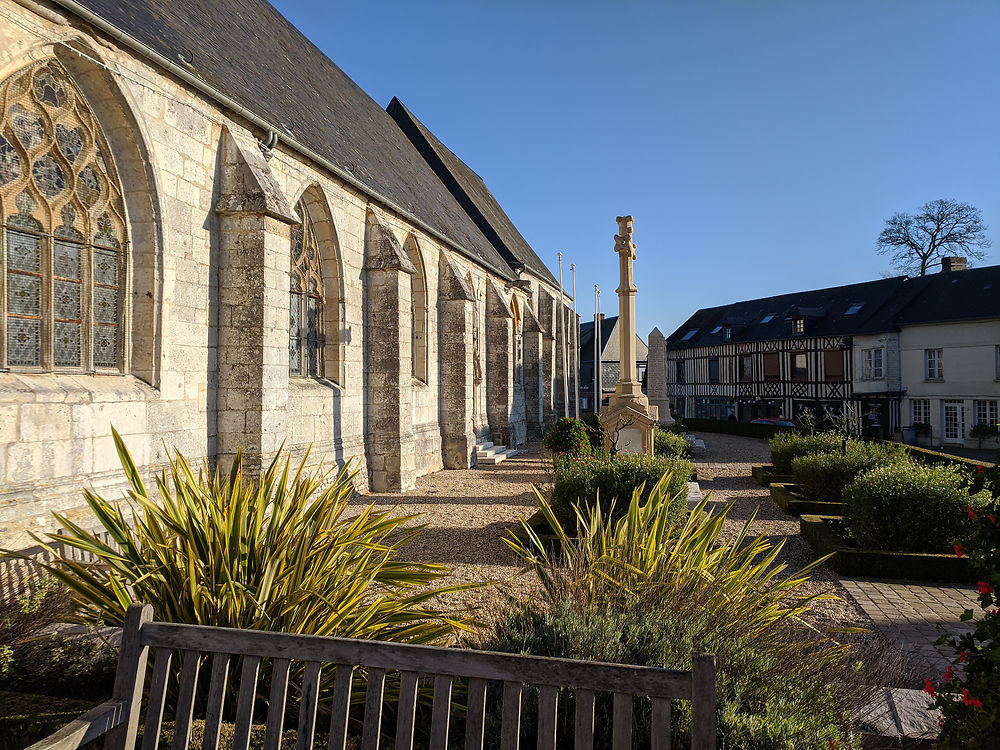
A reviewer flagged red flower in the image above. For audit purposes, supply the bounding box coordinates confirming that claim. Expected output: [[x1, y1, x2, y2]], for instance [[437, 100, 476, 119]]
[[979, 581, 995, 595], [977, 465, 984, 473], [954, 543, 967, 558], [924, 679, 937, 698], [944, 666, 954, 682], [990, 514, 997, 524], [961, 689, 983, 709], [968, 505, 976, 519], [959, 651, 967, 663], [938, 716, 945, 729]]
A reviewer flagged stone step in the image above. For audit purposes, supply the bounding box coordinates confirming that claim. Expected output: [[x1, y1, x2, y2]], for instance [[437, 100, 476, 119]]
[[475, 440, 495, 451], [477, 448, 517, 466], [475, 444, 505, 459]]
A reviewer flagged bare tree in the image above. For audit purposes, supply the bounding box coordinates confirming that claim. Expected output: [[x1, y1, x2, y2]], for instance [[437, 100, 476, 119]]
[[876, 199, 991, 276]]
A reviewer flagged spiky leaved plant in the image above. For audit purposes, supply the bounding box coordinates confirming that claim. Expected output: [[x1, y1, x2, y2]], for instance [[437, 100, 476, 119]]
[[32, 429, 473, 644]]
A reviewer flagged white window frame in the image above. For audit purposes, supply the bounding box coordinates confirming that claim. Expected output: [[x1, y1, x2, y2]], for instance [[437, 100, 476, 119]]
[[925, 348, 943, 380], [911, 399, 930, 425], [995, 345, 1000, 380], [862, 347, 884, 380], [974, 400, 998, 427]]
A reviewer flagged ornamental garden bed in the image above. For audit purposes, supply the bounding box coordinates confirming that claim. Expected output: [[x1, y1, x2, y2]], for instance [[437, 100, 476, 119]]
[[769, 482, 844, 516], [751, 464, 794, 487], [799, 514, 977, 583]]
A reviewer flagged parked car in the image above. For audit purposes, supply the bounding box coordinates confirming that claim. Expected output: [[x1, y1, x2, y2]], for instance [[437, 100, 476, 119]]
[[751, 418, 797, 427]]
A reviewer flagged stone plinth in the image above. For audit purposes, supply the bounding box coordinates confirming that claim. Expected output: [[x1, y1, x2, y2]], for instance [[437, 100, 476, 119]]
[[646, 327, 673, 424]]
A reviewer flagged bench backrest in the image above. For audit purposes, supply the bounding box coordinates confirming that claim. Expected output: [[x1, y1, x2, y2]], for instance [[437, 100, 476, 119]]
[[105, 604, 718, 750]]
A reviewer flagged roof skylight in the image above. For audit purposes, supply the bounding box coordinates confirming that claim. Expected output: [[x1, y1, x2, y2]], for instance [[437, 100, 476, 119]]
[[845, 303, 864, 315], [711, 326, 723, 334], [760, 314, 775, 324], [681, 329, 698, 341]]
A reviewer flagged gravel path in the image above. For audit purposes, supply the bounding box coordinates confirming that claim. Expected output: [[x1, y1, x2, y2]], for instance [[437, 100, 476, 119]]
[[690, 432, 873, 632], [354, 447, 549, 624]]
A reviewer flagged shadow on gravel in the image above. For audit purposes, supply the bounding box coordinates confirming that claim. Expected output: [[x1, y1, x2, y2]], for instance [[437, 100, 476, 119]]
[[397, 521, 524, 565]]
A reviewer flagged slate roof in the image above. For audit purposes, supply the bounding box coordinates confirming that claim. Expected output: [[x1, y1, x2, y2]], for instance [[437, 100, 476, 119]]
[[580, 316, 619, 361], [666, 265, 1000, 350], [387, 98, 558, 286], [60, 0, 520, 280]]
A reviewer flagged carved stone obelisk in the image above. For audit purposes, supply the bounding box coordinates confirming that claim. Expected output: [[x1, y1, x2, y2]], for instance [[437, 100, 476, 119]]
[[599, 216, 658, 453], [646, 327, 674, 425]]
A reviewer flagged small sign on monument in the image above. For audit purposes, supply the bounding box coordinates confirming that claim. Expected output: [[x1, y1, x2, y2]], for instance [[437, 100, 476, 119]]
[[598, 216, 659, 454]]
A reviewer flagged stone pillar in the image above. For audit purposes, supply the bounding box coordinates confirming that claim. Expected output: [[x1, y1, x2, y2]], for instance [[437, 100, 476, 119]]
[[363, 211, 417, 492], [599, 216, 658, 454], [485, 280, 514, 446], [214, 130, 299, 475], [438, 254, 476, 468], [537, 289, 557, 429], [522, 306, 544, 440], [646, 327, 673, 424]]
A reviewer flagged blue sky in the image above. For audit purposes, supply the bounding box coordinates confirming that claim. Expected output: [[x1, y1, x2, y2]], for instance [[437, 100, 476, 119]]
[[273, 0, 999, 339]]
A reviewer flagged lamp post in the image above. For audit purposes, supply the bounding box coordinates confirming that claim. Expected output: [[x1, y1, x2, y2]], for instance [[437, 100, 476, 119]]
[[571, 263, 579, 418], [557, 252, 569, 418]]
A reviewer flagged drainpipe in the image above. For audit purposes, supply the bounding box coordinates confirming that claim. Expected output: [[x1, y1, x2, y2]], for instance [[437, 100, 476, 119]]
[[47, 0, 515, 282]]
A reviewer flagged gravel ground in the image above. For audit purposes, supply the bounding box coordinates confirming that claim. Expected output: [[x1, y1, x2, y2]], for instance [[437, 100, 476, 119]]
[[353, 446, 550, 624], [690, 432, 873, 631]]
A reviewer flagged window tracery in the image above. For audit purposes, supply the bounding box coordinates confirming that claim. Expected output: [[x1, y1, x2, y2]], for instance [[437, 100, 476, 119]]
[[289, 201, 323, 377], [0, 60, 126, 371]]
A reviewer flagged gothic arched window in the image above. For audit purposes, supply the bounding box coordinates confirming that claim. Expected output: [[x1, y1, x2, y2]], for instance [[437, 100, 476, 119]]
[[403, 236, 427, 383], [0, 60, 127, 371], [289, 200, 323, 377]]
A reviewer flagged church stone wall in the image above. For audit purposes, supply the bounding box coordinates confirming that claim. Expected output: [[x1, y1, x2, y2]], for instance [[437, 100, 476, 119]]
[[0, 1, 576, 548]]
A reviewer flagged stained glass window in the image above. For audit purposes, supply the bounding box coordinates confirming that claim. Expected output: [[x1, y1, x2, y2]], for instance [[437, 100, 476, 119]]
[[1, 60, 127, 371], [289, 201, 323, 377]]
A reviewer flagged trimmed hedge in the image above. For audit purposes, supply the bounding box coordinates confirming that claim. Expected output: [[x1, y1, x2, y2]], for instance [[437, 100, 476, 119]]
[[653, 428, 692, 458], [790, 441, 907, 502], [551, 453, 692, 528], [770, 432, 844, 474], [543, 417, 591, 457], [683, 418, 801, 440], [843, 463, 992, 554]]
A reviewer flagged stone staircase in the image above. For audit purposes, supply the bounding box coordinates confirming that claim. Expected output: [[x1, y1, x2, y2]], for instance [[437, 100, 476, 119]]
[[475, 437, 517, 466]]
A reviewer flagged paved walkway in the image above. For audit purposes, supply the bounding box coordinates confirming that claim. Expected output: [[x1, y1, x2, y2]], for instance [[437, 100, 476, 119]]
[[691, 432, 982, 684]]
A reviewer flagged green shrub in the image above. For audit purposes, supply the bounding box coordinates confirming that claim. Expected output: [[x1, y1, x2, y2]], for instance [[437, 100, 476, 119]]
[[543, 417, 591, 457], [790, 441, 907, 502], [769, 431, 843, 474], [21, 430, 473, 706], [843, 463, 991, 553], [653, 427, 691, 458], [931, 496, 1000, 747], [580, 412, 605, 455], [503, 474, 887, 748], [551, 453, 692, 529]]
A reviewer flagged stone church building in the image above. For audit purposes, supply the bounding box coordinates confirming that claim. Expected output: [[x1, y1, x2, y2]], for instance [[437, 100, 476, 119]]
[[0, 0, 577, 545]]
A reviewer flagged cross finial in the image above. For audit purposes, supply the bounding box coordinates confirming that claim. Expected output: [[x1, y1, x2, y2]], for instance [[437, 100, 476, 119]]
[[614, 215, 636, 259]]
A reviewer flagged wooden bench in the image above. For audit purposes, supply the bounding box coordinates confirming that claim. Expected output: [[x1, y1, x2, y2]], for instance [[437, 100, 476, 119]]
[[28, 603, 717, 750]]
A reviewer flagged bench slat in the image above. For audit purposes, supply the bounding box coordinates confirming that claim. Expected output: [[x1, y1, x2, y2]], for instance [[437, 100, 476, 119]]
[[232, 655, 261, 750], [170, 650, 201, 750], [500, 681, 521, 750], [327, 665, 353, 750], [691, 653, 717, 750], [464, 677, 487, 750], [203, 652, 231, 750], [142, 623, 690, 697], [296, 661, 323, 750], [429, 674, 452, 750], [361, 667, 386, 750], [573, 688, 594, 750], [536, 685, 558, 750], [612, 693, 631, 750], [651, 697, 672, 750], [264, 658, 291, 750], [394, 670, 419, 750], [23, 699, 125, 750], [140, 649, 172, 750]]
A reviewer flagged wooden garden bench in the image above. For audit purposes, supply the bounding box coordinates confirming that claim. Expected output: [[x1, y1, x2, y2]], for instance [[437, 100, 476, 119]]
[[27, 603, 717, 750]]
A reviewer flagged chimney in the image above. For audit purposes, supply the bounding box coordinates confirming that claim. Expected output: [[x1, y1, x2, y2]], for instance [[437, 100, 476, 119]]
[[941, 256, 967, 272]]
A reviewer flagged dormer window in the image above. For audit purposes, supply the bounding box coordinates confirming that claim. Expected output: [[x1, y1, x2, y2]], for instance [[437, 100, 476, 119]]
[[723, 327, 732, 341], [793, 318, 805, 334]]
